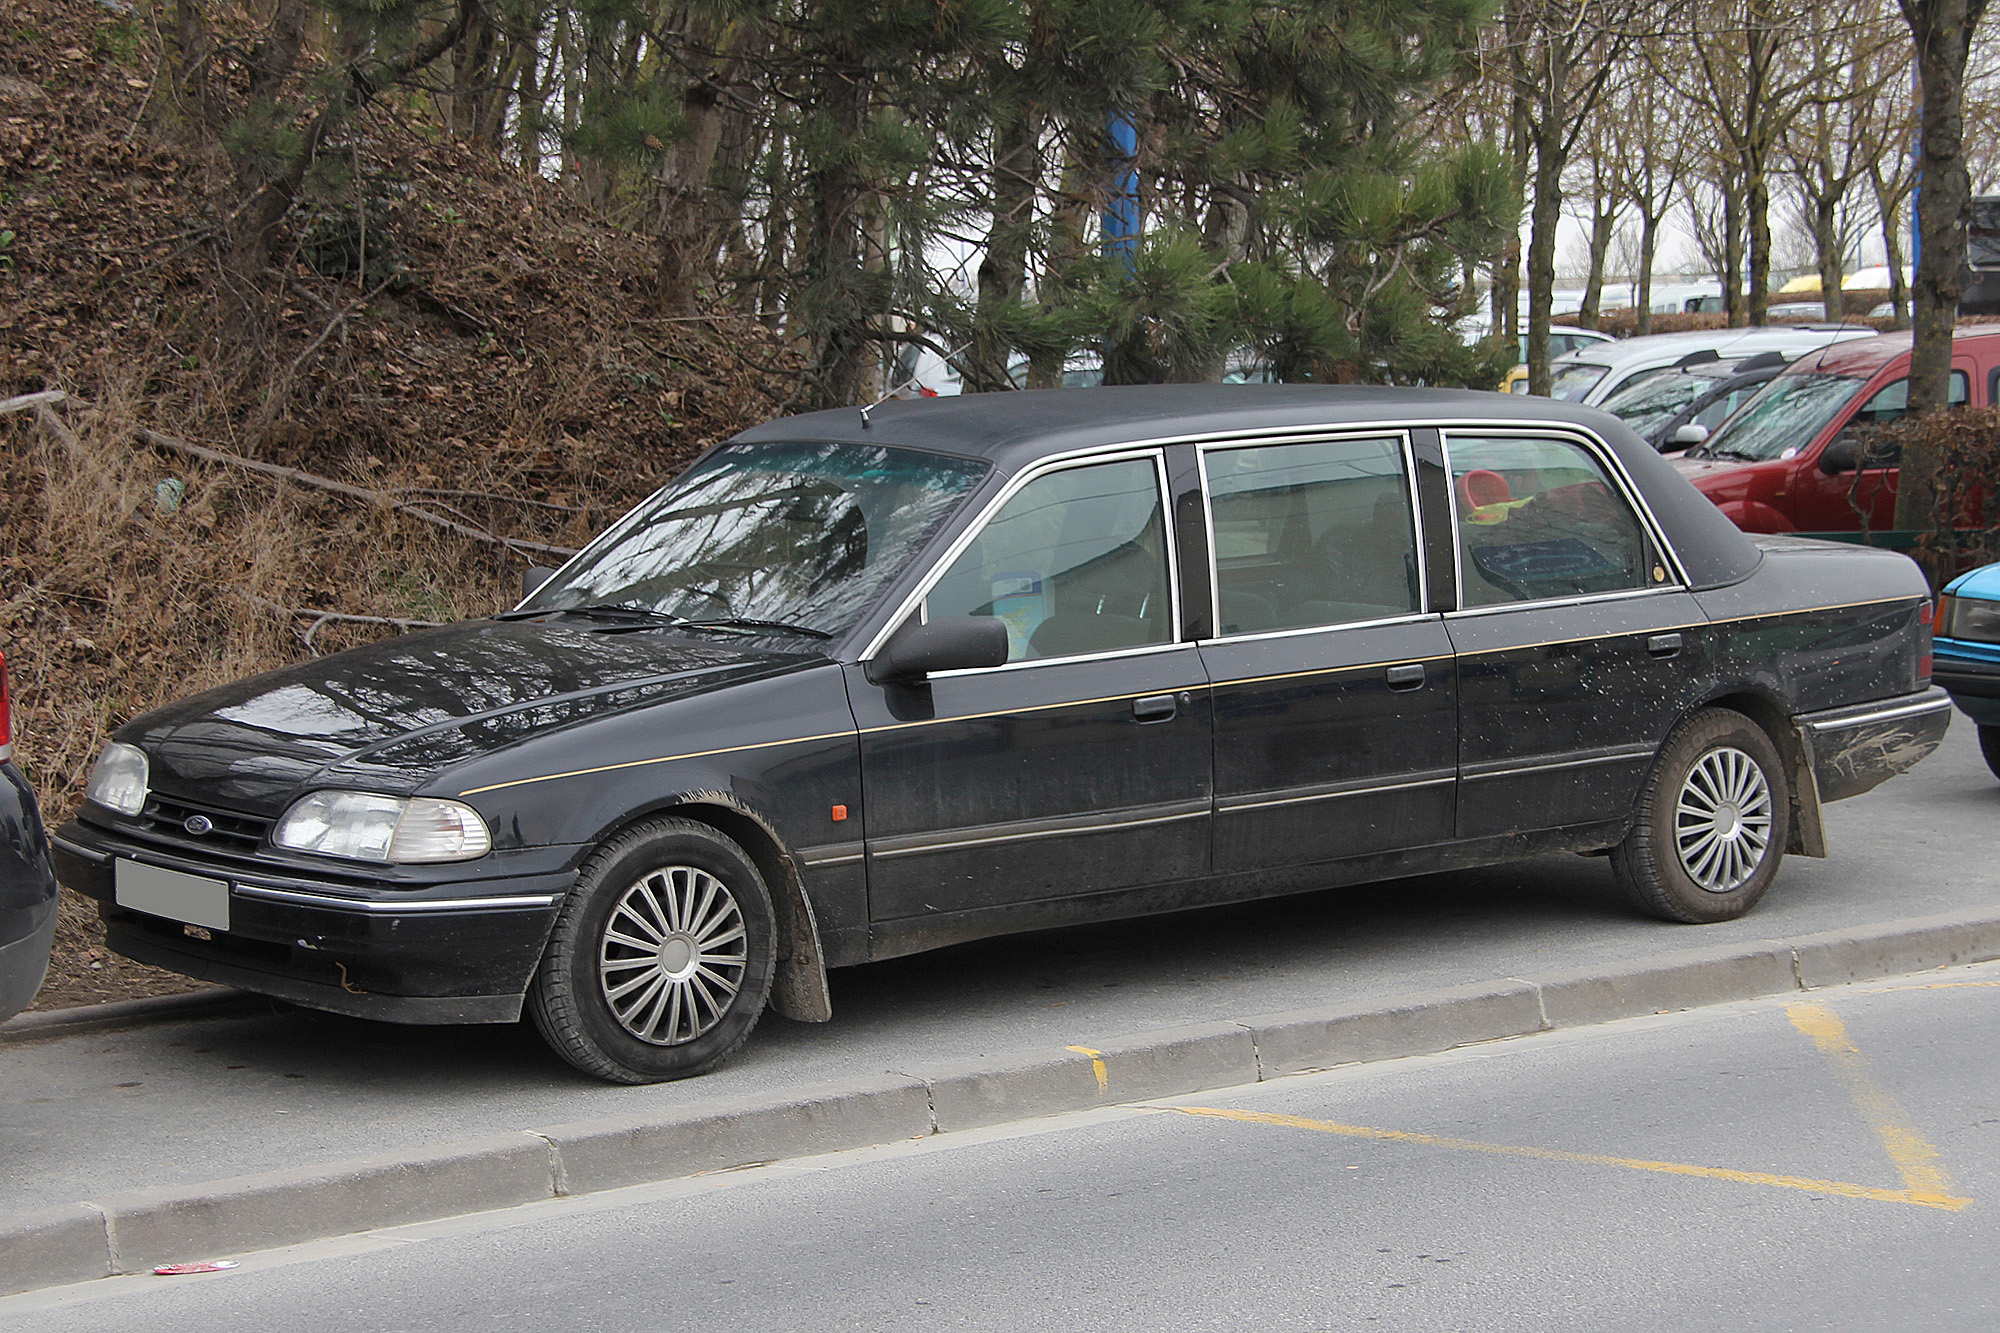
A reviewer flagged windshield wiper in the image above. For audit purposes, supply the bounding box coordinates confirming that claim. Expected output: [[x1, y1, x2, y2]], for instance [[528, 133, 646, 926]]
[[533, 602, 692, 627], [679, 617, 835, 640]]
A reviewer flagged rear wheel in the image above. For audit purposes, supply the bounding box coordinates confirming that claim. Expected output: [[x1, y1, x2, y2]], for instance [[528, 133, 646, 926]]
[[1612, 708, 1790, 924], [529, 817, 775, 1084], [1979, 725, 2000, 782]]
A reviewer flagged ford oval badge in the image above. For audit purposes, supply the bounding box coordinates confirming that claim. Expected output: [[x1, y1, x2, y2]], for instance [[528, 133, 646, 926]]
[[183, 815, 214, 836]]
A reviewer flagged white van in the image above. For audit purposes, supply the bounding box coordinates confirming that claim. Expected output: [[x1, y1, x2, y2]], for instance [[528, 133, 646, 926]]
[[1545, 326, 1878, 407]]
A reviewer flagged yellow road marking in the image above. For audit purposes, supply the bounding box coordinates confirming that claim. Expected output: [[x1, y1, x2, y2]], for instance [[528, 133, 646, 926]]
[[1068, 1046, 1109, 1094], [1787, 1002, 1958, 1199], [1172, 1106, 1969, 1211]]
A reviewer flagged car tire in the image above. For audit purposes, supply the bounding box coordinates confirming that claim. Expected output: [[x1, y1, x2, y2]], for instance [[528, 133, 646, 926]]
[[1980, 726, 2000, 782], [1612, 708, 1791, 924], [529, 817, 776, 1084]]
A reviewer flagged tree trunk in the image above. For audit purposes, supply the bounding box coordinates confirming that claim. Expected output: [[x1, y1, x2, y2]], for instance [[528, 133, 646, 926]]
[[1892, 0, 1991, 535], [798, 43, 874, 409], [1745, 159, 1772, 324], [1815, 193, 1846, 321], [1636, 205, 1660, 337], [968, 98, 1043, 392], [1578, 198, 1616, 330], [1722, 180, 1745, 325], [1876, 174, 1911, 328], [1525, 119, 1564, 395]]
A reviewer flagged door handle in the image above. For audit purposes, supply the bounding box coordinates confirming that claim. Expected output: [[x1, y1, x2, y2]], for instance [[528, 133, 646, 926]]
[[1132, 693, 1178, 723], [1648, 633, 1684, 658], [1385, 663, 1426, 691]]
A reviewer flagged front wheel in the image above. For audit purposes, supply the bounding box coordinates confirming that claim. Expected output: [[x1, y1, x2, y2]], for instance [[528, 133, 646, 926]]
[[529, 817, 776, 1084], [1612, 708, 1791, 924]]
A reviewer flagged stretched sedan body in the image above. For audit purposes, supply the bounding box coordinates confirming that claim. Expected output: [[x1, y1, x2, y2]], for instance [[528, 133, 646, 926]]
[[54, 386, 1948, 1081]]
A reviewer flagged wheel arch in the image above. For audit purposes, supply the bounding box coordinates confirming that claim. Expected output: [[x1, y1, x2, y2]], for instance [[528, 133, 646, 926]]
[[580, 793, 834, 1023], [1687, 686, 1828, 858]]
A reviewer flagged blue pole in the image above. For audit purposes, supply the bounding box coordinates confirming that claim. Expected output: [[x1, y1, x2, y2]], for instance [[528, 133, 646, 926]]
[[1103, 111, 1140, 275], [1911, 64, 1922, 277]]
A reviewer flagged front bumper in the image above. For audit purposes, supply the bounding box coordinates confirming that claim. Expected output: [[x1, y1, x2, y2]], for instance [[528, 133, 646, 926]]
[[53, 818, 582, 1025], [1797, 687, 1953, 803]]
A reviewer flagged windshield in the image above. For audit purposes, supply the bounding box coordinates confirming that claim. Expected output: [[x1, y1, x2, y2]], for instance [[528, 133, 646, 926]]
[[1697, 372, 1866, 462], [1549, 363, 1609, 401], [521, 441, 988, 638], [1602, 372, 1726, 437]]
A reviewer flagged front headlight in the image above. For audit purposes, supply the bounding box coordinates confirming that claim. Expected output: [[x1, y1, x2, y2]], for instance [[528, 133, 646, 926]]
[[273, 791, 492, 864], [87, 742, 150, 816], [1939, 594, 2000, 644]]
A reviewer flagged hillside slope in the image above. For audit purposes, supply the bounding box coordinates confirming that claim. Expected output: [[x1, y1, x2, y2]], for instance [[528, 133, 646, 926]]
[[0, 0, 799, 1008]]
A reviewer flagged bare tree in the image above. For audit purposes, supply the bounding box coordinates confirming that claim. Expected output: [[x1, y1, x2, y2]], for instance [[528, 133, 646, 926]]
[[1779, 0, 1906, 320], [1504, 0, 1640, 393], [1891, 0, 1994, 536]]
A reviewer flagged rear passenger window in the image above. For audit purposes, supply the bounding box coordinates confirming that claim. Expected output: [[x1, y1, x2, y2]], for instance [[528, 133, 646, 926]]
[[1853, 371, 1969, 426], [1447, 435, 1662, 607], [1204, 438, 1420, 634]]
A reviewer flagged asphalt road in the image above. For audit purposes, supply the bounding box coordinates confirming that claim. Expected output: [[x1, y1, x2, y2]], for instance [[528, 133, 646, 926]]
[[5, 720, 1998, 1218], [10, 960, 1998, 1331]]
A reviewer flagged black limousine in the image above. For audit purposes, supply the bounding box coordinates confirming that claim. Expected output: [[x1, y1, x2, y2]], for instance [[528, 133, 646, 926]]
[[54, 386, 1949, 1082]]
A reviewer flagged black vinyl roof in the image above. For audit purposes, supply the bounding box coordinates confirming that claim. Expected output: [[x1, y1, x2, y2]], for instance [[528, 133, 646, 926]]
[[731, 384, 1762, 590]]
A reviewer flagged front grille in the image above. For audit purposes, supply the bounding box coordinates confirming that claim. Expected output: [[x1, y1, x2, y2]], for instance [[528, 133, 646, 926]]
[[139, 795, 273, 853]]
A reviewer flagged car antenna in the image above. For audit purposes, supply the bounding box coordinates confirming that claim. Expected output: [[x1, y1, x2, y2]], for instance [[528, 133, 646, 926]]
[[860, 339, 977, 428]]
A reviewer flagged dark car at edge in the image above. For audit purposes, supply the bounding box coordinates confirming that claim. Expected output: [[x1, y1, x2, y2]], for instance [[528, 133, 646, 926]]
[[1, 646, 60, 1024], [52, 386, 1950, 1082]]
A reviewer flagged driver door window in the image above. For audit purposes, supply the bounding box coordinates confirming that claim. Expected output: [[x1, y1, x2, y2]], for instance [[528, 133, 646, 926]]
[[924, 457, 1171, 662]]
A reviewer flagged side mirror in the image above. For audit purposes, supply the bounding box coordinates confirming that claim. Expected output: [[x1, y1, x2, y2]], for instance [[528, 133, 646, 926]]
[[1670, 423, 1710, 447], [865, 616, 1010, 683], [522, 566, 559, 601], [1819, 435, 1863, 475]]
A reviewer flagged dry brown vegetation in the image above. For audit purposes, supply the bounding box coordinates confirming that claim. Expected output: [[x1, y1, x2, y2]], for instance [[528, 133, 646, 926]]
[[1, 0, 799, 1009]]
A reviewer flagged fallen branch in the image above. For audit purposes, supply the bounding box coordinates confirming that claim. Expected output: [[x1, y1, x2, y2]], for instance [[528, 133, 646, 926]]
[[246, 595, 448, 655], [2, 390, 69, 417], [135, 427, 577, 559]]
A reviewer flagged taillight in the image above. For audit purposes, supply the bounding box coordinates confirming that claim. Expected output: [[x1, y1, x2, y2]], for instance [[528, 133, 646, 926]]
[[0, 648, 12, 762], [1918, 599, 1933, 684]]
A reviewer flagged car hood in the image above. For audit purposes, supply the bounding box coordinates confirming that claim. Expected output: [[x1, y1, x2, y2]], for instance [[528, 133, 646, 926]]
[[1945, 560, 2000, 601], [119, 619, 824, 815]]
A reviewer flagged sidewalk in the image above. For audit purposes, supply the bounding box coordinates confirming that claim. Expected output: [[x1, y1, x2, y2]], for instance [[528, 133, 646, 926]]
[[5, 726, 1997, 1294]]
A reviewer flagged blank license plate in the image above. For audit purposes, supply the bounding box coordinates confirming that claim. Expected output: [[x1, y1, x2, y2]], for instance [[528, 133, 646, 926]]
[[114, 860, 231, 932]]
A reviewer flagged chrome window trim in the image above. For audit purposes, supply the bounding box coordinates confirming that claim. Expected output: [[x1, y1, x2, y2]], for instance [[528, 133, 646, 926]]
[[1195, 430, 1428, 641], [862, 446, 1180, 668], [923, 637, 1191, 680], [1442, 583, 1692, 622], [1438, 425, 1692, 615], [857, 415, 1688, 660], [1196, 608, 1440, 650]]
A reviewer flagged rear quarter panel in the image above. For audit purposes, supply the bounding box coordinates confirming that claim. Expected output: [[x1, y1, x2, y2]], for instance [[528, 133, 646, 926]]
[[1691, 537, 1929, 714]]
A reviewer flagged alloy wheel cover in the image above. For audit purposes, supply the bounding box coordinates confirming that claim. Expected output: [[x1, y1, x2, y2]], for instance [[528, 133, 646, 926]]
[[1674, 745, 1774, 894], [598, 865, 748, 1045]]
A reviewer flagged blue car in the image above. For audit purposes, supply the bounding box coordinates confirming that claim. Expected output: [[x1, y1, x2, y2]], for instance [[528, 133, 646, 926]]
[[1934, 561, 2000, 779], [0, 646, 59, 1023]]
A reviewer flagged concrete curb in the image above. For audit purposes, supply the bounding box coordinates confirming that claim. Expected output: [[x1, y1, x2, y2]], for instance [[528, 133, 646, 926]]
[[0, 988, 262, 1045], [8, 905, 2000, 1297]]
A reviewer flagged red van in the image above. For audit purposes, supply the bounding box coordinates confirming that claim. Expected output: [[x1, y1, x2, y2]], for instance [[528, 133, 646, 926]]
[[1673, 326, 2000, 534]]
